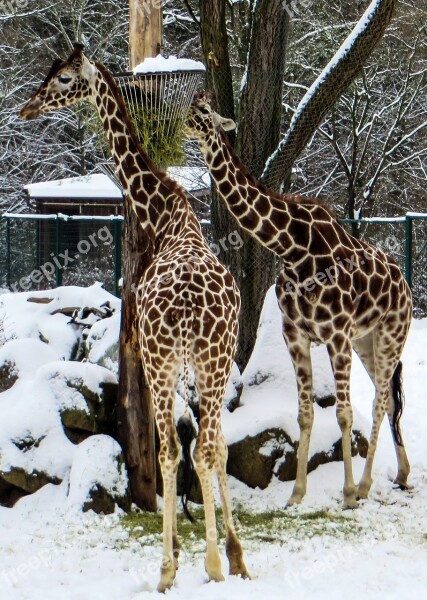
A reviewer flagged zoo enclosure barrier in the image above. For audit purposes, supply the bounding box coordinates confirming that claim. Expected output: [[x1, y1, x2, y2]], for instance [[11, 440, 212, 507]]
[[0, 213, 426, 317]]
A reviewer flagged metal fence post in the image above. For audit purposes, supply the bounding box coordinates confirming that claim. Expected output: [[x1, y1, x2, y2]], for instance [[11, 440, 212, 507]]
[[55, 217, 63, 287], [405, 215, 413, 290], [113, 219, 122, 297], [6, 218, 11, 288]]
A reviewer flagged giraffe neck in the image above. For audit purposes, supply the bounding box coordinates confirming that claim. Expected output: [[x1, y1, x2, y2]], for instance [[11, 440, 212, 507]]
[[92, 63, 192, 248], [197, 126, 298, 255]]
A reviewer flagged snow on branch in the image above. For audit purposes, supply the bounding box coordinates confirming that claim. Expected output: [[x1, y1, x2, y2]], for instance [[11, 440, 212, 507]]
[[262, 0, 397, 189]]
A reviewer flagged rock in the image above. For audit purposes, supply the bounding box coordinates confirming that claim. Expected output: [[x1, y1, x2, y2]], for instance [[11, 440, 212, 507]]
[[0, 467, 61, 495], [0, 477, 29, 508], [39, 362, 118, 442], [0, 360, 18, 393], [227, 428, 295, 489], [68, 435, 131, 514], [227, 426, 369, 489]]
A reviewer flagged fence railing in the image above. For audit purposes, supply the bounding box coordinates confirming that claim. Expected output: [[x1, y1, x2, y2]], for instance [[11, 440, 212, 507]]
[[1, 212, 426, 316]]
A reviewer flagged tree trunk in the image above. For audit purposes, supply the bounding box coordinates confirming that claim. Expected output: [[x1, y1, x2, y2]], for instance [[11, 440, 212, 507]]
[[199, 0, 290, 369], [233, 0, 290, 368], [115, 0, 161, 511], [116, 200, 157, 511]]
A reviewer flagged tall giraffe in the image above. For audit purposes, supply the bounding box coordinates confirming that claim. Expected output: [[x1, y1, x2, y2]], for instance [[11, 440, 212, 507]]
[[20, 46, 249, 591], [184, 94, 412, 509]]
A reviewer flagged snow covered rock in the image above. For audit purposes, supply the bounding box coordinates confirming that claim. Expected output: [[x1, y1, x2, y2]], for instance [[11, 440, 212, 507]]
[[86, 313, 120, 377], [0, 284, 120, 361], [0, 338, 60, 392], [227, 423, 368, 490], [67, 435, 130, 514], [39, 361, 118, 443]]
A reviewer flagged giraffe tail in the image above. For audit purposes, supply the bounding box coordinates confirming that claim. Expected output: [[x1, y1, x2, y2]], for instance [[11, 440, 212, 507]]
[[176, 297, 197, 522], [391, 361, 405, 446]]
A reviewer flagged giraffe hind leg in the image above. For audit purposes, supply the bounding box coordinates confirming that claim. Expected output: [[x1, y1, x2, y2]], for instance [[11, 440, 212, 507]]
[[353, 331, 410, 497], [216, 428, 250, 579], [357, 322, 409, 500]]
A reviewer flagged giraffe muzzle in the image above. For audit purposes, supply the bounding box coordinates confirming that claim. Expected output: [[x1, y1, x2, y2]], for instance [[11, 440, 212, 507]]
[[19, 99, 43, 120]]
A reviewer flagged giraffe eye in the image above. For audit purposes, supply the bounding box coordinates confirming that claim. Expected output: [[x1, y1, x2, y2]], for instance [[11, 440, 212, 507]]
[[58, 75, 72, 84]]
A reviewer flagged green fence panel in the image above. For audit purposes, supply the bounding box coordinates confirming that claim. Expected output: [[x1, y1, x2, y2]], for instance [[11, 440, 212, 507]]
[[1, 213, 426, 315]]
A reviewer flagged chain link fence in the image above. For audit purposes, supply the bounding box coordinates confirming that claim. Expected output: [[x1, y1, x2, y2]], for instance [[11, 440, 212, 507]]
[[0, 213, 426, 317], [0, 215, 122, 297]]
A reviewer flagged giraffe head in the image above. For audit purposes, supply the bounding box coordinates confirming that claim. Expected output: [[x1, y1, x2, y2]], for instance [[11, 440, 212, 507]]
[[184, 92, 236, 141], [20, 43, 96, 120]]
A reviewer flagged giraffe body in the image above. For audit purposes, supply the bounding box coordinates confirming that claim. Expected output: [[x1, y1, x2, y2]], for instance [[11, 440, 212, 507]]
[[20, 47, 248, 591], [184, 95, 412, 508]]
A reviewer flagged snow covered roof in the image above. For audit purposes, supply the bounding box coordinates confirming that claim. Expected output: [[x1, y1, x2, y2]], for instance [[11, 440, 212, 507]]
[[24, 174, 123, 200], [133, 55, 205, 74], [24, 168, 210, 202]]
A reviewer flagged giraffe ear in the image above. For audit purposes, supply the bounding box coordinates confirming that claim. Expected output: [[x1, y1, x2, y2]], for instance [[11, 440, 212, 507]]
[[212, 111, 236, 132], [73, 42, 85, 53], [219, 117, 236, 131]]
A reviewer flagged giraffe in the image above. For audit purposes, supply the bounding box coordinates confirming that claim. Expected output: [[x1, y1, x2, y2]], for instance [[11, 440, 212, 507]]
[[20, 46, 249, 591], [184, 93, 412, 509]]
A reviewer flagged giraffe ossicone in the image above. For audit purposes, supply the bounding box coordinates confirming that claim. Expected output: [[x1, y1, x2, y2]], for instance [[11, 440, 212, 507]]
[[184, 92, 413, 509], [20, 46, 249, 591]]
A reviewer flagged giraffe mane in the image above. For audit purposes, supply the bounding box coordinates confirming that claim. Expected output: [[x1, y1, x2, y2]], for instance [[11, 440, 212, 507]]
[[94, 61, 191, 206], [217, 128, 336, 219]]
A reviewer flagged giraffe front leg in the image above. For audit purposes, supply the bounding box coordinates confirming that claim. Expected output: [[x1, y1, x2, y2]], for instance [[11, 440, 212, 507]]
[[285, 331, 313, 506], [193, 423, 224, 583], [216, 428, 250, 579], [328, 338, 357, 509]]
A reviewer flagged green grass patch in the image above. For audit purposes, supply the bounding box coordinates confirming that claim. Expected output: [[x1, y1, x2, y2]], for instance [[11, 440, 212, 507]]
[[121, 506, 361, 550]]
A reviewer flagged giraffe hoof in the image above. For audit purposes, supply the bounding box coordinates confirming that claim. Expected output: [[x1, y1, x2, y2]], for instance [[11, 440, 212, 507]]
[[356, 486, 370, 500], [157, 567, 176, 593], [287, 492, 304, 507], [207, 571, 225, 583], [229, 563, 251, 579], [343, 496, 359, 509], [393, 479, 412, 491]]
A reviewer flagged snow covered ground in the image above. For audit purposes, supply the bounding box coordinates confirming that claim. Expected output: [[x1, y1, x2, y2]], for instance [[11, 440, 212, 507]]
[[0, 285, 426, 599]]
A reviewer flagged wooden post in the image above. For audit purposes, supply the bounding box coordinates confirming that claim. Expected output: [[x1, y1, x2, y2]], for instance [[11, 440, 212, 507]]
[[129, 0, 163, 67], [116, 0, 163, 512]]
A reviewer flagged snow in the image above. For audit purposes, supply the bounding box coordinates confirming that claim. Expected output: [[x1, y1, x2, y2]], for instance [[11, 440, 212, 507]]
[[133, 55, 205, 74], [0, 283, 427, 599], [22, 168, 209, 203], [67, 436, 128, 508], [24, 173, 123, 200]]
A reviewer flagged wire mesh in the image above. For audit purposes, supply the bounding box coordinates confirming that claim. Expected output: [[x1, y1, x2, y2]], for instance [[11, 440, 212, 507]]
[[1, 215, 425, 317], [0, 217, 122, 296]]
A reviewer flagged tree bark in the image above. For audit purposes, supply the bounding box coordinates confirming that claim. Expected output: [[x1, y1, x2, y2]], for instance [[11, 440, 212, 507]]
[[263, 0, 398, 190], [115, 0, 161, 511], [116, 201, 157, 511], [233, 0, 290, 368]]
